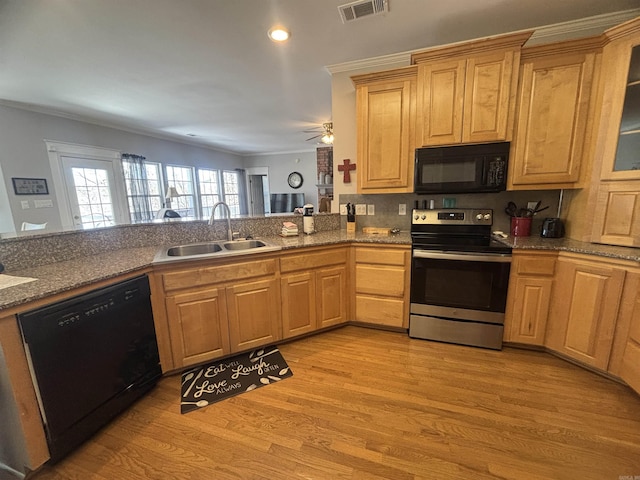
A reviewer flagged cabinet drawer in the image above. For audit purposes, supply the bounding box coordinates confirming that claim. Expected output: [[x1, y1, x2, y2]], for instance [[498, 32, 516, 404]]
[[162, 259, 277, 292], [355, 247, 407, 266], [355, 264, 406, 297], [280, 247, 348, 273], [515, 254, 556, 276], [355, 295, 405, 327]]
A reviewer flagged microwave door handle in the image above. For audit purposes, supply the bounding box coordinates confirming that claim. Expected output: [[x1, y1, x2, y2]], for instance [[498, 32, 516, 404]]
[[413, 250, 512, 263], [481, 157, 488, 185]]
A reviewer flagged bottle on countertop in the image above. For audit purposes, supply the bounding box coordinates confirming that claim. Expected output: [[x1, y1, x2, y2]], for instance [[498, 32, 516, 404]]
[[303, 204, 315, 234]]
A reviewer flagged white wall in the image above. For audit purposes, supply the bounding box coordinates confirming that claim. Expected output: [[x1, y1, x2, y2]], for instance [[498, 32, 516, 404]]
[[329, 59, 409, 212], [0, 104, 244, 234], [243, 150, 319, 210]]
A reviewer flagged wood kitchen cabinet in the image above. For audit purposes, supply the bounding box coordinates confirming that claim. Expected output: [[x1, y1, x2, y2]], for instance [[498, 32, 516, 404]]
[[619, 274, 640, 394], [165, 286, 231, 368], [412, 31, 531, 146], [152, 257, 279, 370], [280, 246, 349, 338], [226, 276, 281, 352], [509, 38, 601, 190], [504, 251, 557, 346], [545, 253, 626, 370], [353, 245, 411, 328], [590, 18, 640, 247], [351, 66, 417, 193]]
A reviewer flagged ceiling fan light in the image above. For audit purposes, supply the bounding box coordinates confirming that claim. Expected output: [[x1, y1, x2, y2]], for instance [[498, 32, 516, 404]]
[[321, 133, 334, 144], [268, 26, 290, 42]]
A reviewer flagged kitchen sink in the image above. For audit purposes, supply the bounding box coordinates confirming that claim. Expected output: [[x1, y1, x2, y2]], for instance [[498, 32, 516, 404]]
[[167, 242, 223, 257], [154, 238, 282, 264], [222, 239, 267, 251]]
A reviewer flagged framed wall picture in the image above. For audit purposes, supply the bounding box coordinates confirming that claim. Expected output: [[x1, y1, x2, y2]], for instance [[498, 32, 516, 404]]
[[12, 177, 49, 195]]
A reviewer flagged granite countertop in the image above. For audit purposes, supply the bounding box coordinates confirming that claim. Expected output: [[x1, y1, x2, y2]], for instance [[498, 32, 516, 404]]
[[495, 234, 640, 262], [0, 231, 412, 312], [3, 229, 638, 313]]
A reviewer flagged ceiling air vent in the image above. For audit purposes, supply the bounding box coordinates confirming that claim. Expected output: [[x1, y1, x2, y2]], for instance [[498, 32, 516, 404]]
[[338, 0, 388, 23]]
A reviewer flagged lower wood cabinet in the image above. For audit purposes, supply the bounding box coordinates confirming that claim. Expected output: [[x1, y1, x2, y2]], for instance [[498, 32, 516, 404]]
[[316, 266, 348, 329], [280, 246, 349, 338], [165, 286, 230, 368], [353, 245, 410, 328], [226, 277, 281, 352], [504, 251, 556, 345], [545, 254, 625, 370], [620, 284, 640, 393], [152, 257, 279, 370]]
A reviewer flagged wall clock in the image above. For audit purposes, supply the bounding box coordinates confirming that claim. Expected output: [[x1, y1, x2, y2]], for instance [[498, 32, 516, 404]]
[[287, 171, 303, 189]]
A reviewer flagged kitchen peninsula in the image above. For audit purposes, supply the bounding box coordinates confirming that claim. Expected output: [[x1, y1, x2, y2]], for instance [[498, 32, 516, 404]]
[[1, 210, 640, 477]]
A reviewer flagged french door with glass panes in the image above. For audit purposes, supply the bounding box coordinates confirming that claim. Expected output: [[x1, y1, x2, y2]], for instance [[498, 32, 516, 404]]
[[61, 156, 128, 229]]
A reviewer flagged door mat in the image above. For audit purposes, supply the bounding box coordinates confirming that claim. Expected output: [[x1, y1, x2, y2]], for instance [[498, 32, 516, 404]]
[[180, 347, 292, 414]]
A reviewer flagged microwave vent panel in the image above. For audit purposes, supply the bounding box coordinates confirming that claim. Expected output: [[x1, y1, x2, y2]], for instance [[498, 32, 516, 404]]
[[338, 0, 388, 23]]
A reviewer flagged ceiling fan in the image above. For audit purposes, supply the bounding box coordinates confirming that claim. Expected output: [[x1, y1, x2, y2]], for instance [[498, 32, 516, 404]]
[[305, 122, 334, 145]]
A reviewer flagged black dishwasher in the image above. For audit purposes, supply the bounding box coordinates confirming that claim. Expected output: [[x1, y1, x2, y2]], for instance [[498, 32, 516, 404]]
[[17, 275, 161, 462]]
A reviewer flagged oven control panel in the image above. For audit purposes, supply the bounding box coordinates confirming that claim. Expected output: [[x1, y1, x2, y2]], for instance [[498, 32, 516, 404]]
[[412, 208, 493, 225]]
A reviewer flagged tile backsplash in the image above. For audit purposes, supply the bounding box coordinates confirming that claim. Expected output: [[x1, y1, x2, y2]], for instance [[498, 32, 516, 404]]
[[338, 190, 563, 234]]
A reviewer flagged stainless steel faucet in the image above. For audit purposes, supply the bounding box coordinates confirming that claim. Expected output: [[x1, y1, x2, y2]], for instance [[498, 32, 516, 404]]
[[209, 201, 233, 241]]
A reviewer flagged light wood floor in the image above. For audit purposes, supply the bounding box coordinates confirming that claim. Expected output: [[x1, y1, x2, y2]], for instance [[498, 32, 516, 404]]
[[31, 326, 640, 480]]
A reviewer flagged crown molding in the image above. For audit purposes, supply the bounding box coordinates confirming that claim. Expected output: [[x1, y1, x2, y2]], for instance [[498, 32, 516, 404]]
[[326, 51, 413, 74], [528, 8, 640, 43], [326, 8, 640, 74]]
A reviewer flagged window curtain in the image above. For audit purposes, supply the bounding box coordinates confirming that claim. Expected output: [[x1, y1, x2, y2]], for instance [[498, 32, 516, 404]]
[[235, 168, 249, 215], [121, 153, 154, 223]]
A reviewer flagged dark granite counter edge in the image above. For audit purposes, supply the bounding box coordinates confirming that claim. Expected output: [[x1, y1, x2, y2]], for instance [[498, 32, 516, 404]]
[[494, 235, 640, 262], [0, 231, 411, 312]]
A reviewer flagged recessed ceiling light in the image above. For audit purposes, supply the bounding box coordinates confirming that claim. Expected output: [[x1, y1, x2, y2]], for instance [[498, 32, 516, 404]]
[[268, 26, 290, 42]]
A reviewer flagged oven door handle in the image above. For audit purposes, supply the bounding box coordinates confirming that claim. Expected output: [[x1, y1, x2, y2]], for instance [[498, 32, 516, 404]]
[[412, 250, 512, 263]]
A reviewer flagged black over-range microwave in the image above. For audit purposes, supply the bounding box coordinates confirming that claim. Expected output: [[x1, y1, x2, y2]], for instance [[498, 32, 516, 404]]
[[414, 142, 510, 194]]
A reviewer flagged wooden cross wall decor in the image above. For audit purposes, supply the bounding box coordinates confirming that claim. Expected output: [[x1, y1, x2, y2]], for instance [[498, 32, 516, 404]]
[[337, 159, 356, 183]]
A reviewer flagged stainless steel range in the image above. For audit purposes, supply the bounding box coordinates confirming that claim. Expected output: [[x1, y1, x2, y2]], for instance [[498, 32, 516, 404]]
[[409, 208, 512, 350]]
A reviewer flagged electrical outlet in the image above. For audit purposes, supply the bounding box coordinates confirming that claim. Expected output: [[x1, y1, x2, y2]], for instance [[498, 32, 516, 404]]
[[527, 202, 538, 210], [367, 204, 375, 216], [339, 204, 347, 215], [21, 200, 29, 209], [398, 203, 406, 215], [355, 204, 366, 215]]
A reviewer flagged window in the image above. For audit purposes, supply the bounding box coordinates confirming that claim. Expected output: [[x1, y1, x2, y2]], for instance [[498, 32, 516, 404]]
[[222, 170, 240, 216], [70, 165, 117, 229], [122, 160, 163, 223], [197, 168, 222, 219], [165, 165, 197, 218]]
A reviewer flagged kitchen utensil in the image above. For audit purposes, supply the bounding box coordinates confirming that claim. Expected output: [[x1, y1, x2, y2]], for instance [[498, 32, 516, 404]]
[[505, 201, 518, 217], [362, 227, 391, 235], [531, 205, 549, 215]]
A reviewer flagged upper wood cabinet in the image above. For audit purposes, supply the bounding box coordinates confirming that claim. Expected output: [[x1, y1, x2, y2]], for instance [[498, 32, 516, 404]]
[[412, 31, 531, 146], [352, 66, 417, 193], [509, 38, 602, 190], [590, 18, 640, 247]]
